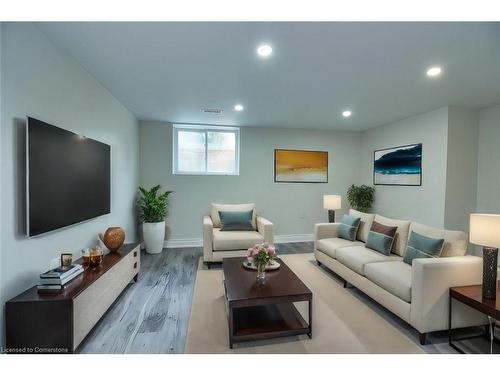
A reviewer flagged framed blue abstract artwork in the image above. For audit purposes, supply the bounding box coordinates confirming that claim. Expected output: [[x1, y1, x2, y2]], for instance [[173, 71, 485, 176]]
[[373, 143, 422, 186]]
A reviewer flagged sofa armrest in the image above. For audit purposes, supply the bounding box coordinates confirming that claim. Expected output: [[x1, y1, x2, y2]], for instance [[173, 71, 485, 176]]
[[203, 215, 214, 262], [256, 216, 274, 244], [410, 256, 486, 333], [314, 223, 340, 241]]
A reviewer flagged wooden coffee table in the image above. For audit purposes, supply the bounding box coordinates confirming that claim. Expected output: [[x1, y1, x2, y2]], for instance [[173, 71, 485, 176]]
[[222, 257, 312, 348]]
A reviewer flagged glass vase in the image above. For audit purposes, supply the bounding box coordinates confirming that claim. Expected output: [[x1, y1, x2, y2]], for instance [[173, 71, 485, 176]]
[[256, 262, 266, 281]]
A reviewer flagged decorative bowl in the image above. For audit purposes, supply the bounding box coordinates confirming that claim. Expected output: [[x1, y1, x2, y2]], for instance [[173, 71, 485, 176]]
[[99, 227, 125, 252]]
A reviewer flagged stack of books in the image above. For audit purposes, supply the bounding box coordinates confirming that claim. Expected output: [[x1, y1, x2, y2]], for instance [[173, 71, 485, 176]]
[[37, 264, 84, 291]]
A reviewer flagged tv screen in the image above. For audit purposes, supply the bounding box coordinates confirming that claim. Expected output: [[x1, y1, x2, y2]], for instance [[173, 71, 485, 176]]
[[27, 117, 111, 237]]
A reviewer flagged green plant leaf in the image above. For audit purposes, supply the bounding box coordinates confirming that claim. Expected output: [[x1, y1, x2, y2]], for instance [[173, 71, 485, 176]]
[[347, 184, 375, 212], [137, 185, 173, 223]]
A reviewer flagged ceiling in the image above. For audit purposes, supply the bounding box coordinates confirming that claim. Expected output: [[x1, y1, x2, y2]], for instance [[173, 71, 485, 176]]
[[37, 22, 500, 130]]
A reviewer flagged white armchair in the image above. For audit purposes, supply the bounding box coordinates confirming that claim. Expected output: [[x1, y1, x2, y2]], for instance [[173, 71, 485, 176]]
[[203, 203, 274, 266]]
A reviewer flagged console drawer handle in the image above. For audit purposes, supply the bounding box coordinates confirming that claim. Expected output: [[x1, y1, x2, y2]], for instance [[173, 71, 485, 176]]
[[133, 251, 138, 257], [134, 262, 137, 269]]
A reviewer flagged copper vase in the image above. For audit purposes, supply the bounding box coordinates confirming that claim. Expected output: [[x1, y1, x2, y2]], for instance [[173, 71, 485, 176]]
[[100, 227, 125, 252]]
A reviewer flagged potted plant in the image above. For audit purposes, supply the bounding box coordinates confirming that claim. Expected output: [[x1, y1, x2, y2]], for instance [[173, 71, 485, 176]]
[[347, 184, 375, 213], [138, 185, 173, 254]]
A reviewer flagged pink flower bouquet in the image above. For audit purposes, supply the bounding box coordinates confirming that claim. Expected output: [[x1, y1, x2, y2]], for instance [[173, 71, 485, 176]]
[[246, 243, 277, 277]]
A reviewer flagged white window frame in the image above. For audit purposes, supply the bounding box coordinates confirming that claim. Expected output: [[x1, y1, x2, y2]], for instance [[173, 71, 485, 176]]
[[172, 123, 240, 176]]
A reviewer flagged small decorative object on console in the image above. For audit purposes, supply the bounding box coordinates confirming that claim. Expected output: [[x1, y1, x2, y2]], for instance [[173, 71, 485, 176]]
[[81, 248, 91, 266], [99, 227, 125, 252], [89, 247, 104, 268], [470, 214, 500, 299], [246, 243, 277, 281], [60, 253, 73, 267]]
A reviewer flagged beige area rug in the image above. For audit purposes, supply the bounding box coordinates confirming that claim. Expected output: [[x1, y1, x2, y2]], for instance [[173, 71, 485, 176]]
[[185, 253, 425, 354]]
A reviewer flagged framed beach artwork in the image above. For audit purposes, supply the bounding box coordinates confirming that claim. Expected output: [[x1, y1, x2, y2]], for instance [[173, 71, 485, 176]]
[[373, 143, 422, 186], [274, 149, 328, 183]]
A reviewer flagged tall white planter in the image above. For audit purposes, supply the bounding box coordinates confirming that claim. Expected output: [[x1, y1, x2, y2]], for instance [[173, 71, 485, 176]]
[[143, 221, 166, 254]]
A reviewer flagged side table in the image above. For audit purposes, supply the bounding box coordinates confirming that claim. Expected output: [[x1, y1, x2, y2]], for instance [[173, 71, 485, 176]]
[[449, 282, 500, 354]]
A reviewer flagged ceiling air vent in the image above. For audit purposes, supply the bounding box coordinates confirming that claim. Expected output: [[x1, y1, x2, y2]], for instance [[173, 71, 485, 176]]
[[202, 108, 224, 114]]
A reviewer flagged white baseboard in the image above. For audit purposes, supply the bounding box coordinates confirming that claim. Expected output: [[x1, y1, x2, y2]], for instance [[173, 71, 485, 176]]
[[164, 238, 203, 248], [274, 234, 314, 243], [163, 233, 313, 248]]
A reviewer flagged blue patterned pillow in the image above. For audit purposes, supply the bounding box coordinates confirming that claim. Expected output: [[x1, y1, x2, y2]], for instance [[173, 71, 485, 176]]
[[338, 215, 361, 241], [403, 231, 445, 265]]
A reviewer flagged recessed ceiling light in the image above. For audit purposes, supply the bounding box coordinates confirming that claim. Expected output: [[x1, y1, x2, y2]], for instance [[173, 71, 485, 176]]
[[234, 104, 244, 112], [342, 110, 352, 118], [426, 66, 442, 77], [257, 44, 273, 57]]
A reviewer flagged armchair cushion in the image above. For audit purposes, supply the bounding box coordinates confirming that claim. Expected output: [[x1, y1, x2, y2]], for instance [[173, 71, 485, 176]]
[[210, 203, 256, 229], [212, 228, 263, 251]]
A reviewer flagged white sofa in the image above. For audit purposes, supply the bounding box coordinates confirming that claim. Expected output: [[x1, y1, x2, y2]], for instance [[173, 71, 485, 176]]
[[314, 209, 487, 344], [203, 203, 274, 266]]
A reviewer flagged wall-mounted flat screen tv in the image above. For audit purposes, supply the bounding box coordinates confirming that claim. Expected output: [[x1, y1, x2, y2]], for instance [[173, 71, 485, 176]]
[[27, 117, 111, 237]]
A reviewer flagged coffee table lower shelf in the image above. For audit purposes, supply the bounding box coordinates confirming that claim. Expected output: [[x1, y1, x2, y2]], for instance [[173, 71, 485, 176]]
[[228, 303, 311, 348]]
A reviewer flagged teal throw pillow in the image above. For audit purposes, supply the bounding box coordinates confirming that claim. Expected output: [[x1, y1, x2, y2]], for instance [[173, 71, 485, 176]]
[[403, 231, 445, 265], [338, 215, 361, 241], [219, 210, 254, 231], [366, 221, 398, 256]]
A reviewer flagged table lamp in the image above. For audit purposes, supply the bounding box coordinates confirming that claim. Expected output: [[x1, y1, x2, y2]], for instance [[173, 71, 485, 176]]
[[470, 214, 500, 299], [323, 195, 341, 223]]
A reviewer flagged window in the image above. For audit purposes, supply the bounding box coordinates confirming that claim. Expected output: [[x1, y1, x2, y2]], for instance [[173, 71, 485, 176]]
[[173, 124, 240, 175]]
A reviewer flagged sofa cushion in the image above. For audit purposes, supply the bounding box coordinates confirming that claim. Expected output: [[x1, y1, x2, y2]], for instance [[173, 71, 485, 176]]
[[409, 222, 467, 257], [219, 210, 254, 231], [349, 209, 375, 242], [366, 221, 397, 256], [210, 203, 256, 229], [316, 238, 364, 258], [212, 228, 263, 251], [374, 214, 411, 256], [403, 231, 445, 265], [336, 246, 402, 276], [365, 261, 412, 303], [338, 215, 361, 241]]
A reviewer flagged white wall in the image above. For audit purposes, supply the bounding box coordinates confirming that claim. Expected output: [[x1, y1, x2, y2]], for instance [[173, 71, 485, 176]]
[[360, 107, 449, 227], [0, 23, 140, 344], [476, 104, 500, 215], [444, 107, 479, 232], [139, 121, 361, 241]]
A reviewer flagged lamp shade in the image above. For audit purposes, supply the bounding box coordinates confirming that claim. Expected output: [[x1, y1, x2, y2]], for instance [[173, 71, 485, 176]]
[[470, 214, 500, 248], [323, 195, 341, 210]]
